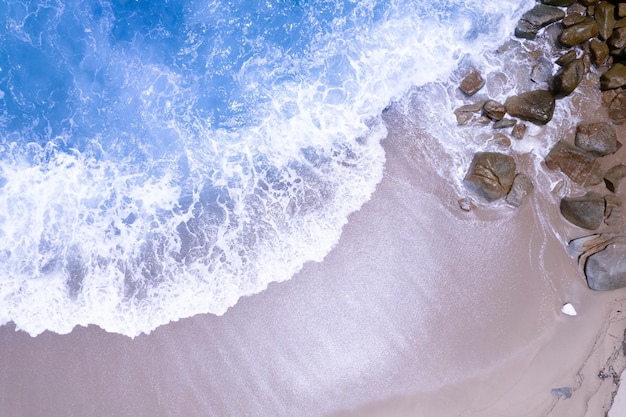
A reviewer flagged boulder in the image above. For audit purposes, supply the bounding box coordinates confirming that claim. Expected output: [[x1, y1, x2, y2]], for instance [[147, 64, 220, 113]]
[[608, 27, 626, 55], [483, 100, 506, 120], [574, 122, 618, 156], [608, 90, 626, 124], [545, 140, 604, 186], [460, 70, 485, 96], [506, 173, 534, 207], [595, 1, 616, 40], [542, 0, 575, 5], [515, 5, 566, 39], [568, 234, 626, 291], [620, 3, 626, 18], [604, 164, 626, 192], [463, 152, 516, 202], [590, 38, 610, 67], [551, 58, 585, 97], [560, 192, 606, 230], [504, 90, 555, 125], [600, 63, 626, 90], [558, 20, 599, 46]]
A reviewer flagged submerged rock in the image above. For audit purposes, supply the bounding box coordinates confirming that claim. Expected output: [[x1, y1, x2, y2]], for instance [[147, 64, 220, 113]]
[[574, 122, 618, 156], [463, 152, 516, 202], [560, 192, 605, 230], [454, 101, 484, 125], [569, 234, 626, 291], [515, 5, 566, 39], [559, 20, 599, 46], [600, 63, 626, 90], [512, 123, 527, 140], [551, 387, 573, 398], [493, 118, 517, 129], [545, 140, 604, 186], [483, 100, 506, 121], [504, 90, 555, 125], [506, 173, 534, 207], [460, 70, 485, 96], [604, 164, 626, 192]]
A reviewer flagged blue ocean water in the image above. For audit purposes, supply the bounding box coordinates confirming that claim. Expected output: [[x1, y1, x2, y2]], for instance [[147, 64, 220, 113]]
[[0, 0, 531, 336]]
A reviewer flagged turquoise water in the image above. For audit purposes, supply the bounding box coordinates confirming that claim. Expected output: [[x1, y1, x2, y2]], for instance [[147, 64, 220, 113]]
[[0, 0, 531, 336]]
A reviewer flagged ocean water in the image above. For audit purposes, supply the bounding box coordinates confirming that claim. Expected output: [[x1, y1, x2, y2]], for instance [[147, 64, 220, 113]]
[[0, 0, 532, 336]]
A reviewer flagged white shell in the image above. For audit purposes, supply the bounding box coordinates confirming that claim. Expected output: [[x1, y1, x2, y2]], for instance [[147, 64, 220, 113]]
[[561, 303, 577, 316]]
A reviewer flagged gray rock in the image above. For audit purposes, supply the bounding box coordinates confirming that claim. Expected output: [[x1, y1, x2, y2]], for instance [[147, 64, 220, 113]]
[[506, 173, 534, 207], [463, 152, 516, 202], [483, 100, 506, 121], [605, 164, 626, 192], [586, 242, 626, 290], [515, 5, 566, 39], [545, 140, 604, 186], [504, 90, 555, 125], [512, 123, 527, 140], [559, 20, 599, 46], [574, 122, 618, 156], [493, 118, 517, 129], [551, 58, 585, 97], [600, 63, 626, 90], [604, 194, 624, 226], [596, 1, 616, 40], [531, 57, 554, 84], [568, 234, 626, 291], [551, 387, 573, 399], [460, 70, 485, 96], [560, 192, 605, 230]]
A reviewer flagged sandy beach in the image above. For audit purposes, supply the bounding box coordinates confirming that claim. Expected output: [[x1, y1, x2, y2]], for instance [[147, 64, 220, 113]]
[[2, 94, 626, 416]]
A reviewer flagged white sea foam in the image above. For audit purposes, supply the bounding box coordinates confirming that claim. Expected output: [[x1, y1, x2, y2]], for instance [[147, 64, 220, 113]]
[[0, 0, 536, 336]]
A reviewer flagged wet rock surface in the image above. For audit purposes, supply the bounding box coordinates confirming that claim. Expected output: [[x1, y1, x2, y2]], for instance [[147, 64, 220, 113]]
[[504, 90, 555, 124], [545, 141, 604, 186], [463, 152, 516, 202], [560, 192, 606, 230], [574, 122, 618, 156]]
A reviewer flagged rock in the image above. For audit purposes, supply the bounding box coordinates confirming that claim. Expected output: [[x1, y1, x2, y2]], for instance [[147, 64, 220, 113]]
[[590, 38, 610, 67], [604, 164, 626, 192], [601, 63, 626, 90], [586, 240, 626, 290], [506, 173, 534, 207], [454, 101, 484, 125], [531, 57, 554, 85], [617, 18, 626, 29], [463, 152, 516, 202], [542, 0, 575, 6], [551, 58, 585, 97], [504, 90, 555, 125], [483, 100, 506, 121], [595, 1, 616, 40], [560, 192, 605, 230], [580, 0, 598, 5], [488, 133, 512, 148], [493, 118, 517, 129], [608, 90, 626, 124], [574, 122, 618, 156], [460, 70, 485, 96], [620, 4, 626, 18], [604, 194, 624, 225], [512, 123, 527, 140], [568, 234, 626, 291], [545, 140, 604, 186], [608, 27, 626, 55], [563, 13, 588, 26], [558, 20, 599, 46], [556, 50, 578, 66], [561, 303, 577, 316], [515, 5, 566, 39], [458, 197, 475, 212]]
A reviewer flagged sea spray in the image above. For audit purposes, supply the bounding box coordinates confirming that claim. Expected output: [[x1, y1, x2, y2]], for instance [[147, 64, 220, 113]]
[[0, 0, 533, 336]]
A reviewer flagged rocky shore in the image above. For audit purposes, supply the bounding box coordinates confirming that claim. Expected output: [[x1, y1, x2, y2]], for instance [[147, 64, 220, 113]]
[[457, 0, 626, 294]]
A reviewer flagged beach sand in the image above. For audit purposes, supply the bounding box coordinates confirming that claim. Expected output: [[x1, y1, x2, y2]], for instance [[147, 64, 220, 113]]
[[2, 93, 626, 416]]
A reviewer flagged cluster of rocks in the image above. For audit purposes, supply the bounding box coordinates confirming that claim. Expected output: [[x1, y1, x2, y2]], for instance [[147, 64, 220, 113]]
[[457, 0, 626, 291]]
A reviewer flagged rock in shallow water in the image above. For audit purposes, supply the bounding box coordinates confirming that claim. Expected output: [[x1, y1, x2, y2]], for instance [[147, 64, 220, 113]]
[[515, 5, 566, 39], [545, 140, 604, 186], [574, 122, 618, 156], [460, 70, 485, 96], [551, 58, 585, 97], [506, 173, 534, 208], [463, 152, 516, 202], [504, 90, 555, 125]]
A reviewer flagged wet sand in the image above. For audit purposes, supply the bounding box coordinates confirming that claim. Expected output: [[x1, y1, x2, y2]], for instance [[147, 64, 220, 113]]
[[2, 97, 626, 416]]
